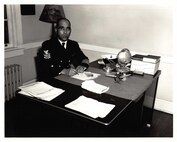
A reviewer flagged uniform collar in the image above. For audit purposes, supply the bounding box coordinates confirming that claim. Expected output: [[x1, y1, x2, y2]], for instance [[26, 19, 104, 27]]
[[58, 39, 67, 49]]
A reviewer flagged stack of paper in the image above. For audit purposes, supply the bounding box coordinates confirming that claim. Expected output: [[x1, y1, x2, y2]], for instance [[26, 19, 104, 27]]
[[130, 54, 160, 75], [18, 82, 65, 101], [71, 71, 100, 81], [65, 95, 115, 118], [81, 80, 109, 94]]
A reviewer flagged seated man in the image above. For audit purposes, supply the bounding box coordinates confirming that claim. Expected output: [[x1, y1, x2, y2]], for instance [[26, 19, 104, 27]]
[[38, 18, 89, 81]]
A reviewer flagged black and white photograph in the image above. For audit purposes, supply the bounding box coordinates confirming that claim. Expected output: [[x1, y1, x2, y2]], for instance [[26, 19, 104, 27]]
[[2, 0, 177, 142]]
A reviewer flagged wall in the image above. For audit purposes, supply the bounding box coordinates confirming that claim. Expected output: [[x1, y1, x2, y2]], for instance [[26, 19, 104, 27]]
[[64, 5, 173, 56], [5, 5, 174, 113], [5, 45, 41, 83], [21, 5, 52, 43]]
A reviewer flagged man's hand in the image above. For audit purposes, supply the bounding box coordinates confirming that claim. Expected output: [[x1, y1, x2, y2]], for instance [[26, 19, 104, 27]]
[[76, 65, 86, 73], [61, 68, 78, 76]]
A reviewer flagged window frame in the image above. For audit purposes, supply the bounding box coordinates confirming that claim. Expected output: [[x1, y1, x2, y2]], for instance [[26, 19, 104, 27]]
[[5, 5, 23, 49]]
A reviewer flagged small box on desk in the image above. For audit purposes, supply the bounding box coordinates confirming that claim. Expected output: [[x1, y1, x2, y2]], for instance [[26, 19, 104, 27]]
[[130, 54, 160, 75]]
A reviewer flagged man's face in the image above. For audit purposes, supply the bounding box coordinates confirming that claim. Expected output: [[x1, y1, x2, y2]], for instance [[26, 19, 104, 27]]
[[56, 19, 71, 41]]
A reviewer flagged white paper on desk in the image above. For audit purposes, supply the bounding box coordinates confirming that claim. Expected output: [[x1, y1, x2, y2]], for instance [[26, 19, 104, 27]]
[[18, 82, 65, 101], [65, 95, 115, 118], [71, 71, 100, 81], [81, 80, 109, 94]]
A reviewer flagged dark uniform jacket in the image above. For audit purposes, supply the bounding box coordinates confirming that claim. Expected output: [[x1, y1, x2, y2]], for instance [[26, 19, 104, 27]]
[[37, 37, 89, 81]]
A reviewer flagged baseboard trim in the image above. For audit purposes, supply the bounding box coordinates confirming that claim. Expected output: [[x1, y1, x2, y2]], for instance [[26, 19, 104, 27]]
[[79, 42, 174, 64], [11, 41, 173, 64], [154, 98, 173, 114]]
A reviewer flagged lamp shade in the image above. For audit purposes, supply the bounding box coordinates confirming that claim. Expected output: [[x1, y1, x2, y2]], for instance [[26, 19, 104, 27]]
[[39, 5, 65, 23]]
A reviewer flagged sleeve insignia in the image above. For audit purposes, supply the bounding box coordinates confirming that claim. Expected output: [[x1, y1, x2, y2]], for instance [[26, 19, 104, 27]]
[[43, 50, 51, 59]]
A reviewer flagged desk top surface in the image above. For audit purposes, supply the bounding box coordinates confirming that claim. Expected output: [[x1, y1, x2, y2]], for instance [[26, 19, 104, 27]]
[[55, 66, 158, 101]]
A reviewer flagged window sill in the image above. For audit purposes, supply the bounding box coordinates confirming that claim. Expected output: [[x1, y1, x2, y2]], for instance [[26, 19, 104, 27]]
[[5, 47, 24, 58], [5, 41, 43, 59]]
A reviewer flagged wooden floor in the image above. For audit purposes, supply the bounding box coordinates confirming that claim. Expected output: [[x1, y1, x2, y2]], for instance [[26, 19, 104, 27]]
[[140, 109, 173, 137], [5, 101, 173, 137]]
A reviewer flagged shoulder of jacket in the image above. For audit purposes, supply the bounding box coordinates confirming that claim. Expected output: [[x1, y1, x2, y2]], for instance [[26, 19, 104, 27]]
[[68, 39, 79, 47], [39, 41, 50, 53], [41, 38, 57, 48], [68, 39, 78, 44], [42, 38, 53, 46]]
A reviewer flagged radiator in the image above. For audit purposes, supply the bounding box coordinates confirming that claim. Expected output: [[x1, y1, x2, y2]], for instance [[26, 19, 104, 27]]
[[5, 64, 22, 101]]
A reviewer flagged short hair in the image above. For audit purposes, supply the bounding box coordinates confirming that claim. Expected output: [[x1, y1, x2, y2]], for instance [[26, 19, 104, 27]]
[[56, 17, 71, 28]]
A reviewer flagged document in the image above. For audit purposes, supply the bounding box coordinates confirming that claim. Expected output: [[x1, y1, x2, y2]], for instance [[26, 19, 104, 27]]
[[81, 80, 109, 94], [18, 82, 65, 101], [65, 95, 115, 118], [71, 71, 100, 81]]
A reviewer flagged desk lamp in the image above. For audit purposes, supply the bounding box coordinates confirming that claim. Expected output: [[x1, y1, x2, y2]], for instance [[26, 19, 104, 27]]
[[39, 5, 65, 36]]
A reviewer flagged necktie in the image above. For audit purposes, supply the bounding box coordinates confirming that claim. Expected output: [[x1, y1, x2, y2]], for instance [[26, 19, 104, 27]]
[[62, 42, 65, 49]]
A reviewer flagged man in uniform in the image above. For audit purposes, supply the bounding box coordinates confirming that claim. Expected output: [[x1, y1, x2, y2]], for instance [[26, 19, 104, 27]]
[[38, 18, 89, 81]]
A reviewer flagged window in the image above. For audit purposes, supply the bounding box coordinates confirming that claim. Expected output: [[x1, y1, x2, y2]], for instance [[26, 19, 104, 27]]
[[4, 5, 9, 46], [4, 5, 23, 49]]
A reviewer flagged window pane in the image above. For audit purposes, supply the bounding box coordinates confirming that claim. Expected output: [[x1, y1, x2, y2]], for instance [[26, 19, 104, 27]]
[[4, 5, 9, 46], [4, 21, 9, 46], [4, 5, 7, 19]]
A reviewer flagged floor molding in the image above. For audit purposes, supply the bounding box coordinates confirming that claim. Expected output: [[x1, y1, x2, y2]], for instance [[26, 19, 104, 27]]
[[154, 98, 173, 114], [79, 42, 174, 64]]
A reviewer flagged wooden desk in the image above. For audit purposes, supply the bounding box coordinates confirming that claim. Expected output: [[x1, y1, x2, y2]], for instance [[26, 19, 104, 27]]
[[7, 60, 161, 137]]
